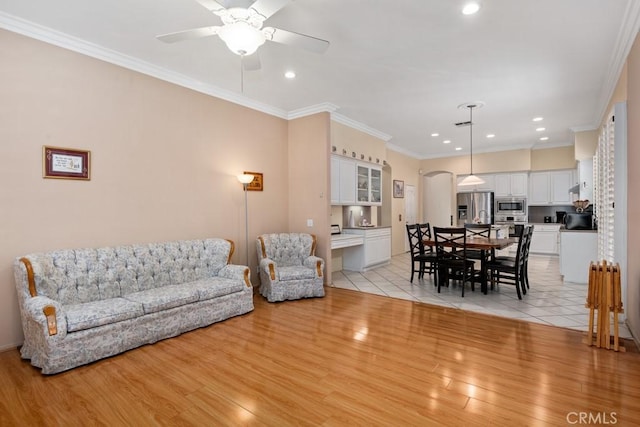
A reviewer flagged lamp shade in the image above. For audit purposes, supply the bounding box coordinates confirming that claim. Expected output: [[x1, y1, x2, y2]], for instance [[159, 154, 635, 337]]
[[218, 22, 266, 56], [238, 173, 254, 184], [458, 174, 485, 186]]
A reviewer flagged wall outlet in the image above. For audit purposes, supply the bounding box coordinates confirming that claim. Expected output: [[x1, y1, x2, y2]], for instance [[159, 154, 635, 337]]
[[307, 219, 314, 227]]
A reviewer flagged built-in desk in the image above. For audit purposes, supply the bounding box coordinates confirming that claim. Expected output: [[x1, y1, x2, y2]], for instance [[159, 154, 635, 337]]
[[331, 233, 364, 249]]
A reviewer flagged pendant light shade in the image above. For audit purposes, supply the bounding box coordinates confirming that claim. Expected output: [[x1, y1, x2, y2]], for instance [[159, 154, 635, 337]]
[[458, 102, 485, 186]]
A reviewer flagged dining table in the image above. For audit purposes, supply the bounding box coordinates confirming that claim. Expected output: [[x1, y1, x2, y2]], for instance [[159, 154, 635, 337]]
[[422, 236, 519, 294]]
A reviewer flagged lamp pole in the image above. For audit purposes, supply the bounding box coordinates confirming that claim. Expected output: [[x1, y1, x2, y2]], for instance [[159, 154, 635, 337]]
[[237, 174, 254, 266]]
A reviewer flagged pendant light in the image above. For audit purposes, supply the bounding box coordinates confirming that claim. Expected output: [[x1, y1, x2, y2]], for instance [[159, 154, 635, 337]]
[[458, 102, 485, 186]]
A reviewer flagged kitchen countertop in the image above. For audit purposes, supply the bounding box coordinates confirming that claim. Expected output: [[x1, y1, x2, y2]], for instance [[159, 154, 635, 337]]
[[559, 227, 597, 233]]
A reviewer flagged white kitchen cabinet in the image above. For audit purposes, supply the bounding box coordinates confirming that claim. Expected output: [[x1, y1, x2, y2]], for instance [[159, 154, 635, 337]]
[[528, 170, 576, 205], [342, 227, 391, 271], [578, 159, 594, 201], [330, 155, 356, 205], [529, 224, 561, 254], [494, 173, 528, 197], [356, 163, 382, 205], [550, 170, 573, 204], [559, 230, 597, 283]]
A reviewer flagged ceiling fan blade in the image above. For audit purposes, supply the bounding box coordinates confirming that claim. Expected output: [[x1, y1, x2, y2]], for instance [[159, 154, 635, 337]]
[[242, 53, 262, 71], [156, 26, 221, 43], [194, 0, 226, 12], [250, 0, 290, 20], [268, 28, 329, 54]]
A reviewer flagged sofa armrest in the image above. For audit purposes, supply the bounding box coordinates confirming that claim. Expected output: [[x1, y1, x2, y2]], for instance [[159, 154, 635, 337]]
[[259, 258, 277, 281], [218, 264, 252, 287], [304, 256, 324, 278], [23, 296, 67, 337]]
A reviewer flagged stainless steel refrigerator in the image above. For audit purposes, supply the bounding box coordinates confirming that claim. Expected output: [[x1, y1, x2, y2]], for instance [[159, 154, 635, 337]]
[[456, 191, 494, 226]]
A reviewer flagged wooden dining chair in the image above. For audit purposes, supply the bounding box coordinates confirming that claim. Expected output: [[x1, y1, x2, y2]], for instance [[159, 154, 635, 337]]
[[418, 223, 437, 278], [486, 225, 529, 299], [433, 227, 481, 297], [464, 223, 492, 262], [406, 224, 438, 283]]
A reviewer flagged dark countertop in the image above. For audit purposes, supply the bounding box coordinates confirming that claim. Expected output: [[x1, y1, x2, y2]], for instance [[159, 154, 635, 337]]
[[559, 227, 597, 233], [343, 225, 392, 230]]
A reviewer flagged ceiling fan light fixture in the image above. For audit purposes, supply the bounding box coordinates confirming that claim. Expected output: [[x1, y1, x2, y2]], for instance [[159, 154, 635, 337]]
[[218, 21, 266, 55]]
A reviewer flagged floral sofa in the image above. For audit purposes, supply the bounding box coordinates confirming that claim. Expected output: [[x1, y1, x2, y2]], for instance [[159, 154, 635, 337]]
[[256, 233, 325, 302], [13, 238, 253, 374]]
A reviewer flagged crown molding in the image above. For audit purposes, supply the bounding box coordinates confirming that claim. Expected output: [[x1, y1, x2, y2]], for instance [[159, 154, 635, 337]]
[[385, 142, 423, 159], [330, 113, 392, 142], [287, 103, 339, 119], [570, 124, 599, 133], [0, 12, 289, 119], [593, 0, 640, 128]]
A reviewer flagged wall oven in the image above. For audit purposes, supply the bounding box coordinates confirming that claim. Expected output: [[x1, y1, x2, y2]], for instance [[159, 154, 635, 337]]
[[495, 197, 527, 216]]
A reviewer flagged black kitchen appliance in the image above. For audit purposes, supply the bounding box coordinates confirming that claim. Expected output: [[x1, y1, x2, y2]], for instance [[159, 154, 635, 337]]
[[544, 216, 552, 223], [556, 211, 567, 224], [565, 213, 593, 230]]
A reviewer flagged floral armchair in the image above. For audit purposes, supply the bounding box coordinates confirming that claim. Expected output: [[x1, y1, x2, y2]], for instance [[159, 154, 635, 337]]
[[256, 233, 325, 302]]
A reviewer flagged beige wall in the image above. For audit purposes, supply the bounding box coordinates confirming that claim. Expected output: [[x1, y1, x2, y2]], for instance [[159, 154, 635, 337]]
[[288, 114, 332, 281], [420, 148, 533, 176], [624, 33, 640, 340], [530, 146, 576, 171], [0, 30, 295, 349], [330, 121, 387, 163], [574, 130, 598, 160], [386, 149, 422, 255]]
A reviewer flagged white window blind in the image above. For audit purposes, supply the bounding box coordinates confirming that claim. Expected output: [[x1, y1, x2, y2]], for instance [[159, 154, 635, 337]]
[[595, 113, 615, 262]]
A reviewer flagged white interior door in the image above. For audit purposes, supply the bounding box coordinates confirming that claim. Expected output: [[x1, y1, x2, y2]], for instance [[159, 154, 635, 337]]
[[404, 184, 417, 251], [424, 172, 453, 228]]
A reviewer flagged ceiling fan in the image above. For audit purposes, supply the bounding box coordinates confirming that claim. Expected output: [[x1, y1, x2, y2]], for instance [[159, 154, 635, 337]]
[[156, 0, 330, 70]]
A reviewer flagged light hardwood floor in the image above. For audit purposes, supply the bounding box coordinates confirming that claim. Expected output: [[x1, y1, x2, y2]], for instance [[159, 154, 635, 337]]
[[1, 288, 639, 426]]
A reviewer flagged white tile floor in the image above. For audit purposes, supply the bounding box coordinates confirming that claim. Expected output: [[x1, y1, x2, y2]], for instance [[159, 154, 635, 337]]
[[331, 252, 633, 339]]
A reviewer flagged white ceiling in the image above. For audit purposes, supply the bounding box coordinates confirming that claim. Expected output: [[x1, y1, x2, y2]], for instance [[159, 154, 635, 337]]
[[1, 0, 639, 159]]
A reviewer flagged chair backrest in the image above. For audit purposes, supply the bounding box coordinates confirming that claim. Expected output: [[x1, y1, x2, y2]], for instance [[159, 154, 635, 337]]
[[256, 233, 316, 267], [406, 224, 422, 259], [433, 227, 467, 260], [418, 223, 433, 254], [464, 223, 491, 238], [514, 225, 528, 265]]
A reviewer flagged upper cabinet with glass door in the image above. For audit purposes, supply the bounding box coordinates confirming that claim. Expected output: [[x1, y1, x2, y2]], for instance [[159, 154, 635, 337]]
[[356, 163, 382, 206]]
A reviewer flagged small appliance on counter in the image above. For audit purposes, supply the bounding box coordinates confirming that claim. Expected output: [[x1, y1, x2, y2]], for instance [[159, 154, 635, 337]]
[[556, 211, 567, 224], [544, 216, 552, 223], [565, 213, 593, 230]]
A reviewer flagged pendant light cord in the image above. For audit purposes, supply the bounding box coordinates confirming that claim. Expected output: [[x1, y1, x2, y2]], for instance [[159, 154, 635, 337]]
[[469, 105, 474, 175]]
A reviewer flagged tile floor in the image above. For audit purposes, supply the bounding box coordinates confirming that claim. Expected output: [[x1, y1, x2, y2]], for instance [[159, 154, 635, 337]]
[[331, 252, 633, 339]]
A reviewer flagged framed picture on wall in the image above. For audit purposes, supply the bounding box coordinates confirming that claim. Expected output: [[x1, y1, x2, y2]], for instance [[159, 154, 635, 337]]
[[43, 146, 91, 180], [393, 180, 404, 198], [244, 171, 263, 191]]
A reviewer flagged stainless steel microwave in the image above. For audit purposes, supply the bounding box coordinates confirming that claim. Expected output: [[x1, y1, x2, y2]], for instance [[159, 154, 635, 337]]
[[495, 197, 527, 216]]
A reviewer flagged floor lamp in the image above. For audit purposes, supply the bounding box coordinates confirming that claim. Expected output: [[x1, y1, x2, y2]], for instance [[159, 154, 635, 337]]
[[237, 173, 254, 266]]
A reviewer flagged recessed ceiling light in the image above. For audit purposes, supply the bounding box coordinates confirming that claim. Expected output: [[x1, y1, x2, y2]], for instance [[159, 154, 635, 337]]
[[536, 127, 546, 132], [431, 133, 439, 137], [284, 71, 296, 79], [462, 2, 481, 15], [533, 117, 544, 122], [539, 136, 549, 141], [443, 140, 451, 144], [455, 147, 462, 151], [486, 134, 495, 138]]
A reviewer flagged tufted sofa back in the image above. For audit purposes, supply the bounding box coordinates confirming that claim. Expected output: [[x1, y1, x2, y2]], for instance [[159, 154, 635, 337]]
[[257, 233, 315, 267], [24, 239, 233, 305]]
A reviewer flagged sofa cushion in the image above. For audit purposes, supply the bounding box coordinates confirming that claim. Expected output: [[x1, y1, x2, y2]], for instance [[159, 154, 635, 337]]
[[124, 284, 199, 314], [277, 266, 316, 281], [66, 298, 144, 332], [183, 278, 246, 301]]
